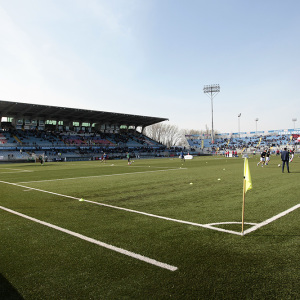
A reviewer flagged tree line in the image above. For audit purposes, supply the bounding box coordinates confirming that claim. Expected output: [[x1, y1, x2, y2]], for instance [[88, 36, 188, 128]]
[[141, 122, 214, 148]]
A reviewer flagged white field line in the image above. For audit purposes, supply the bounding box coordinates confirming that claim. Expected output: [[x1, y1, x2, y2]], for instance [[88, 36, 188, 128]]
[[0, 168, 26, 170], [207, 221, 258, 226], [2, 180, 297, 236], [16, 168, 187, 184], [0, 205, 177, 272], [83, 199, 243, 236], [0, 171, 33, 174], [117, 166, 185, 169], [66, 163, 180, 169], [0, 180, 82, 200], [0, 168, 33, 173], [0, 180, 242, 236], [242, 204, 300, 235]]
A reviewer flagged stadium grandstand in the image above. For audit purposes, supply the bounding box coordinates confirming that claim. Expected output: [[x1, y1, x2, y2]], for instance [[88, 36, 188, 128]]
[[1, 100, 299, 162], [185, 130, 300, 156], [0, 100, 171, 163]]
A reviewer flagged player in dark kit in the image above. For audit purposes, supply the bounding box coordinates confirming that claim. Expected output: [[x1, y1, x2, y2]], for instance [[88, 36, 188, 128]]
[[257, 150, 266, 167], [265, 149, 271, 165], [281, 148, 290, 173]]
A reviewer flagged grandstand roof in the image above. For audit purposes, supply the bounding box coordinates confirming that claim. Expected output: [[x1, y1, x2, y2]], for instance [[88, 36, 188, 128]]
[[0, 100, 168, 127]]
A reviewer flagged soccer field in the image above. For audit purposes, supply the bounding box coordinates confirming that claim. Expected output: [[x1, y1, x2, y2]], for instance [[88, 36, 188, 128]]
[[1, 156, 299, 299]]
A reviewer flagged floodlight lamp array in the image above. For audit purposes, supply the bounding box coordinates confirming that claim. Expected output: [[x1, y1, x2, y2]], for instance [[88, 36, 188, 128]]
[[203, 84, 220, 93]]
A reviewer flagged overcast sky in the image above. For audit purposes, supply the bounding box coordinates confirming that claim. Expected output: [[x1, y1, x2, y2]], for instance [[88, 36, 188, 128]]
[[0, 0, 299, 133]]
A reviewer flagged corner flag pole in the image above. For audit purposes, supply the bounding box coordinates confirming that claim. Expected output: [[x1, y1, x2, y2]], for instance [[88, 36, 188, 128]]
[[242, 158, 252, 234], [242, 177, 246, 234]]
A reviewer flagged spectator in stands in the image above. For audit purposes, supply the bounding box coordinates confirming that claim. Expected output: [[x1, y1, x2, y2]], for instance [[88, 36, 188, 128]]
[[281, 148, 290, 173]]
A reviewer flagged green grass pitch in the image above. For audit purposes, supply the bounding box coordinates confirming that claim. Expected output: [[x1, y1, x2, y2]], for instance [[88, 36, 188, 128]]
[[0, 155, 299, 299]]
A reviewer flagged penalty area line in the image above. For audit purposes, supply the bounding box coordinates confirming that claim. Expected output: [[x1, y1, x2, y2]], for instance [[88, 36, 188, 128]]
[[0, 168, 33, 174], [16, 168, 187, 184], [0, 168, 32, 171], [0, 205, 178, 272]]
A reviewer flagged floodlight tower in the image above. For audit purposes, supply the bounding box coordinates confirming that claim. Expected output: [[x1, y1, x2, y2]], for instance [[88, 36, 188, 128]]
[[292, 118, 297, 130], [238, 113, 241, 138], [203, 84, 220, 143], [255, 118, 259, 135]]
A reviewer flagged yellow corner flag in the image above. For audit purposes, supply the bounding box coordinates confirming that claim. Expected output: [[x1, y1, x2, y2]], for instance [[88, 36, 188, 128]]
[[244, 158, 252, 193], [242, 158, 252, 233]]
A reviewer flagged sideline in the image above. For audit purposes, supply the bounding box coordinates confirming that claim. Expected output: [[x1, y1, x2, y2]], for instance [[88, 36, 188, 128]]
[[0, 205, 177, 272], [242, 204, 300, 235]]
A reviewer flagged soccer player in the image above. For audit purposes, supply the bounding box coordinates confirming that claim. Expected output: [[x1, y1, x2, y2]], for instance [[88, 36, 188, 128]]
[[39, 155, 44, 165], [127, 152, 131, 165], [101, 152, 107, 163], [265, 149, 271, 165], [257, 149, 266, 167], [289, 148, 295, 162], [180, 150, 185, 162]]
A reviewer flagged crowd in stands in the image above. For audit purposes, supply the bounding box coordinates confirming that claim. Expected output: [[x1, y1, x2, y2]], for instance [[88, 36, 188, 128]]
[[1, 129, 62, 146], [1, 126, 299, 162], [187, 134, 299, 153], [0, 128, 168, 161]]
